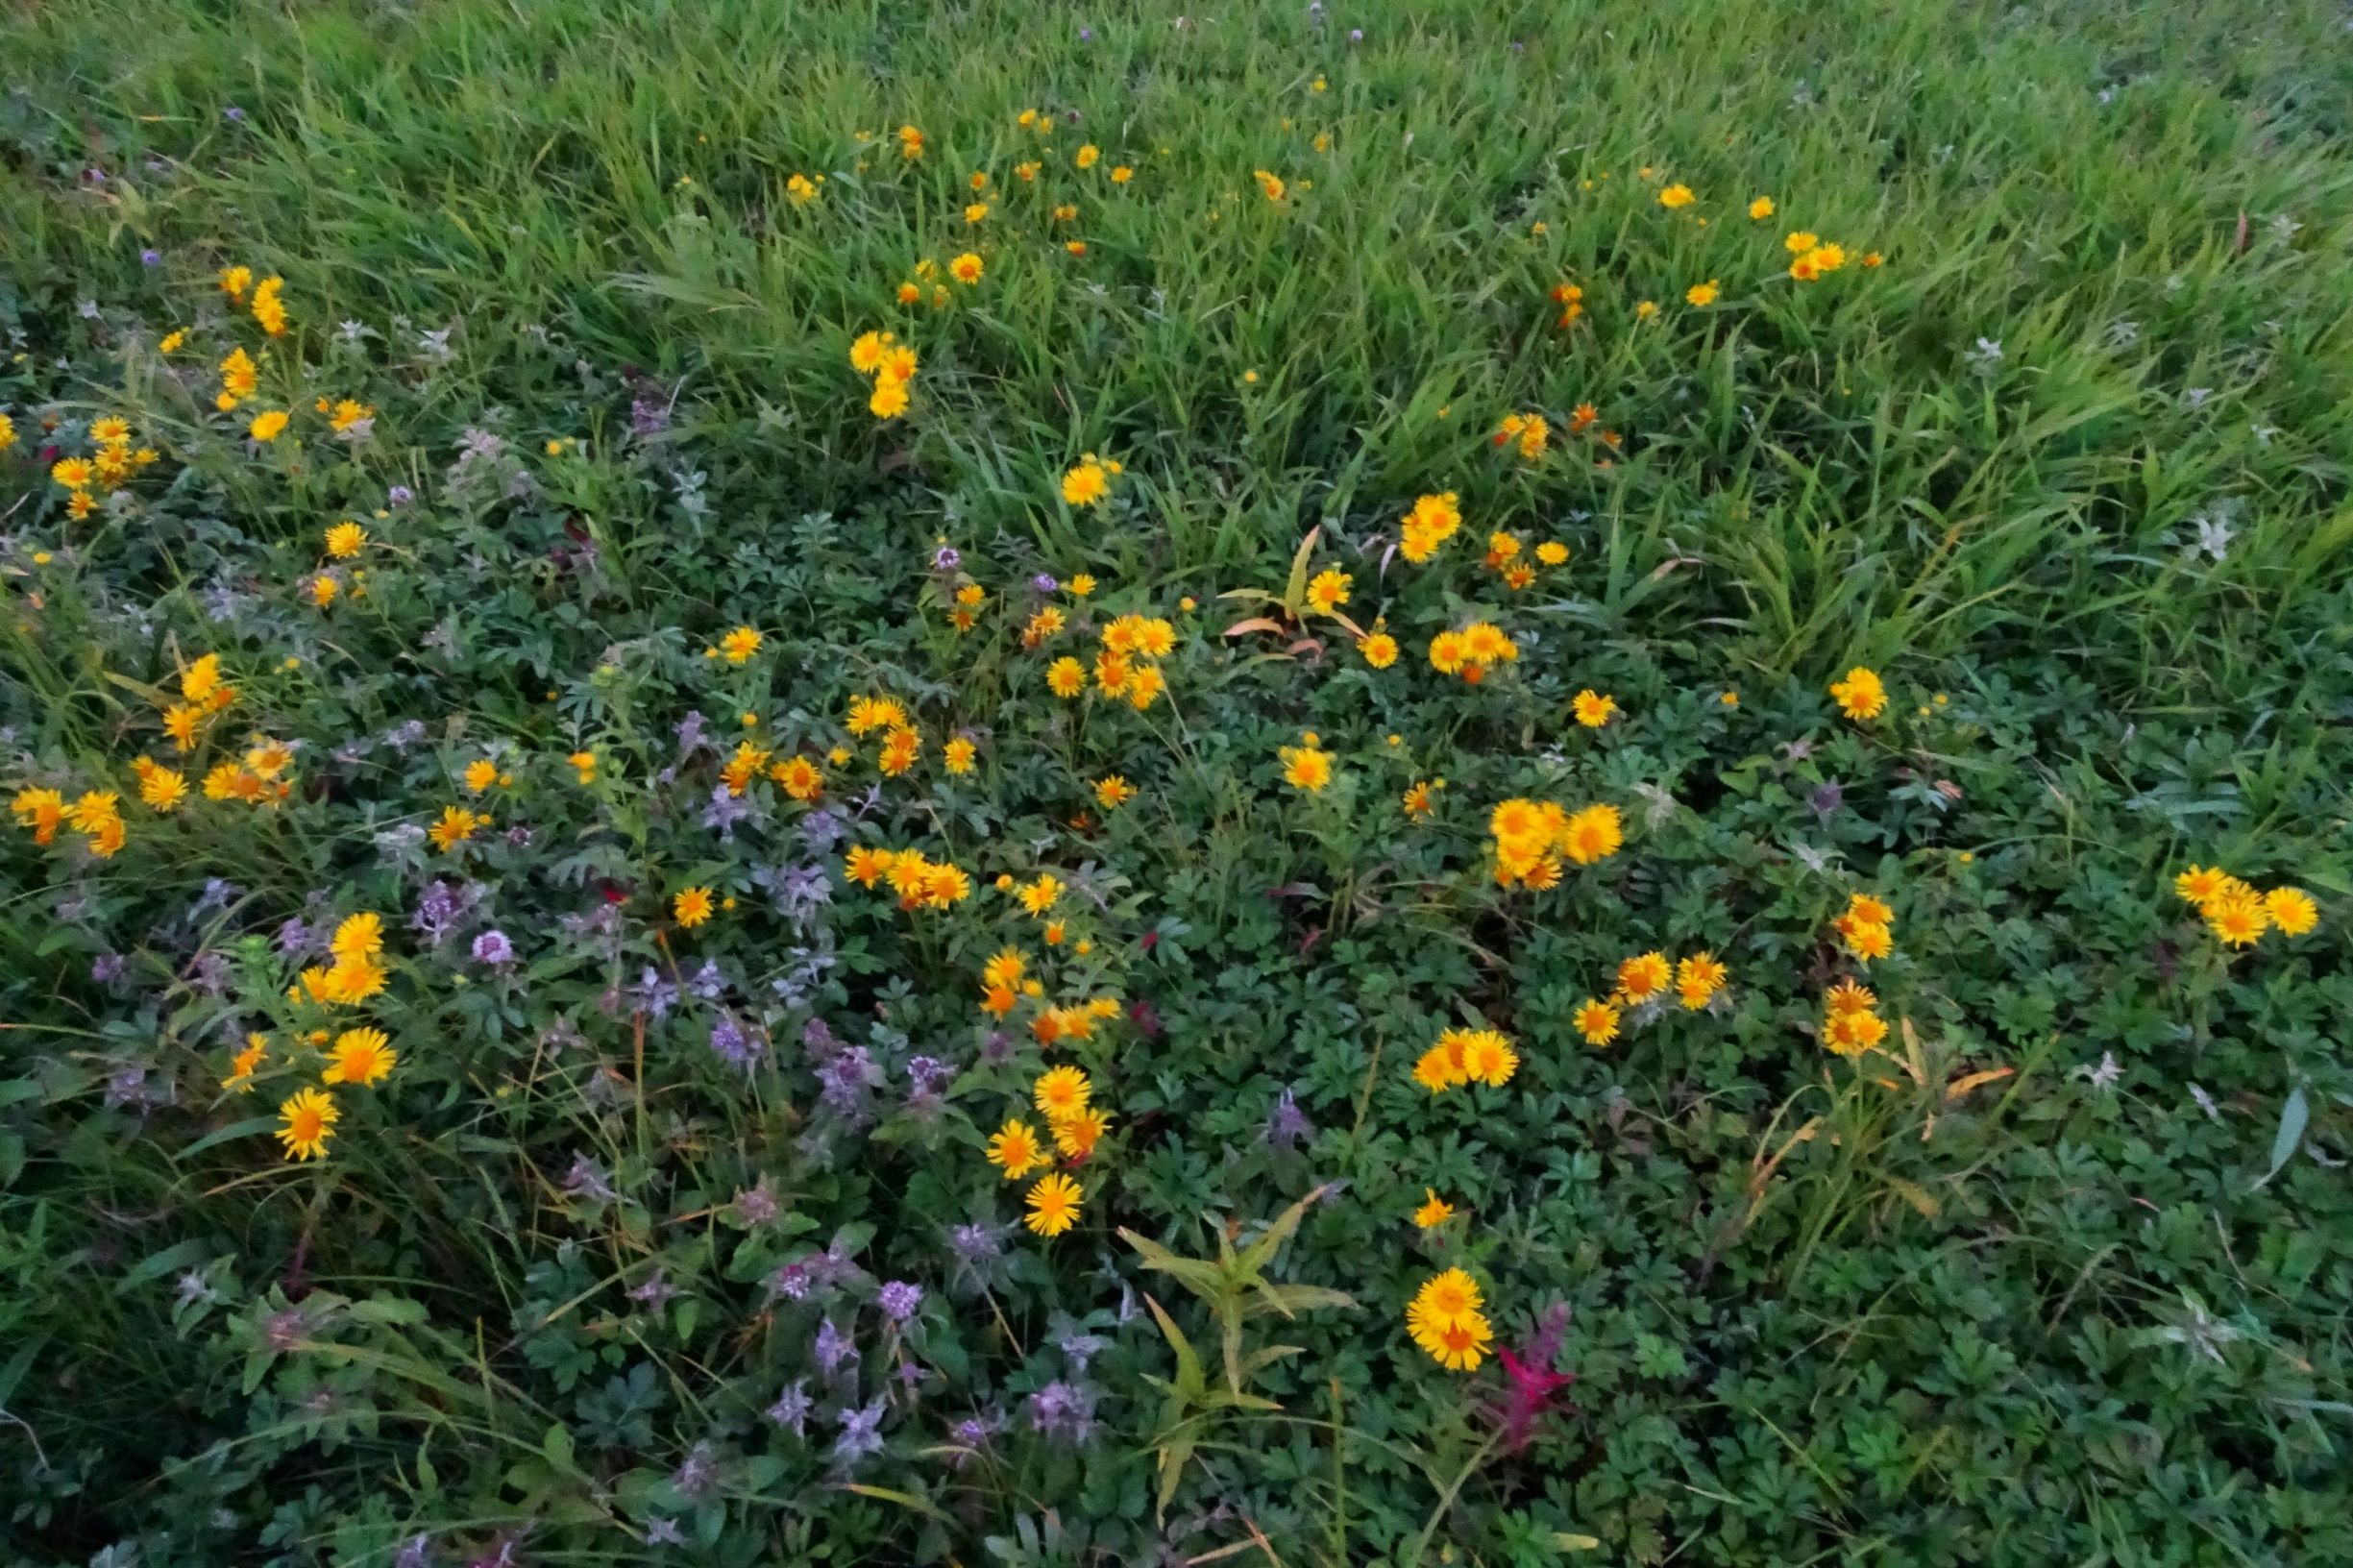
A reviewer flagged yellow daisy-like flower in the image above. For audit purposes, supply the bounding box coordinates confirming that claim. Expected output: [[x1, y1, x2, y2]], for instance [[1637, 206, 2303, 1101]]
[[138, 764, 188, 812], [1017, 873, 1064, 916], [1574, 998, 1621, 1045], [1061, 460, 1111, 507], [322, 1027, 397, 1088], [1412, 1189, 1456, 1229], [1359, 631, 1399, 669], [1825, 978, 1876, 1016], [1280, 742, 1334, 793], [1305, 568, 1352, 613], [2173, 865, 2230, 907], [1024, 1172, 1084, 1237], [1047, 656, 1087, 698], [1092, 774, 1135, 810], [1829, 666, 1887, 722], [324, 521, 367, 558], [248, 409, 289, 442], [1615, 951, 1672, 1005], [1557, 803, 1623, 866], [988, 1117, 1049, 1180], [2204, 890, 2268, 947], [427, 805, 482, 853], [1572, 690, 1618, 728], [1034, 1065, 1092, 1120], [275, 1087, 340, 1162], [1050, 1105, 1111, 1160], [1684, 280, 1719, 306], [720, 625, 763, 664], [2264, 886, 2318, 937], [673, 886, 715, 928]]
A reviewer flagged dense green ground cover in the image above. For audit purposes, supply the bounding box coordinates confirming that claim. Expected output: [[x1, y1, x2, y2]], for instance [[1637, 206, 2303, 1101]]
[[2, 1, 2349, 1563]]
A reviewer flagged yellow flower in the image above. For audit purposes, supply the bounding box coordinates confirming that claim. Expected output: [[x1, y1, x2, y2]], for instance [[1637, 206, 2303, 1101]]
[[568, 750, 599, 783], [1255, 169, 1287, 202], [275, 1087, 339, 1162], [322, 1027, 397, 1088], [248, 409, 289, 442], [11, 786, 66, 845], [331, 911, 383, 963], [720, 625, 763, 664], [1829, 666, 1887, 721], [1034, 1065, 1092, 1120], [1406, 1268, 1491, 1370], [1047, 656, 1087, 698], [462, 758, 499, 795], [674, 886, 715, 928], [1572, 690, 1618, 728], [1017, 873, 1064, 916], [51, 456, 94, 490], [1557, 803, 1623, 866], [1050, 1106, 1111, 1160], [1061, 460, 1111, 507], [1616, 951, 1672, 1004], [324, 522, 366, 558], [1025, 1172, 1083, 1237], [1111, 165, 1133, 184], [1658, 183, 1695, 208], [1749, 196, 1776, 219], [950, 252, 984, 285], [223, 1034, 267, 1092], [1786, 230, 1821, 253], [787, 172, 822, 204], [2205, 890, 2268, 947], [1413, 1189, 1456, 1228], [2265, 887, 2319, 937], [1677, 953, 1728, 1010], [1684, 280, 1720, 307], [1841, 920, 1895, 962], [1573, 998, 1621, 1045], [944, 736, 978, 774], [1280, 741, 1334, 793], [427, 804, 482, 852], [964, 201, 989, 224], [1359, 631, 1399, 669], [1825, 1008, 1890, 1057], [137, 763, 187, 812], [1825, 979, 1876, 1017], [897, 124, 925, 159], [989, 1117, 1049, 1180], [1305, 568, 1352, 613], [158, 330, 187, 355], [877, 725, 922, 776], [1092, 774, 1135, 810]]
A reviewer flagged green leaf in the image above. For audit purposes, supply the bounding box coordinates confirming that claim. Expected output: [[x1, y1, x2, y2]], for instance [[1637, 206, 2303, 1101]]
[[2252, 1086, 2308, 1190]]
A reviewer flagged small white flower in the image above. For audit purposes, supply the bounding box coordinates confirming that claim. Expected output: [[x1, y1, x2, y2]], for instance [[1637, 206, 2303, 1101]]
[[2193, 515, 2233, 561]]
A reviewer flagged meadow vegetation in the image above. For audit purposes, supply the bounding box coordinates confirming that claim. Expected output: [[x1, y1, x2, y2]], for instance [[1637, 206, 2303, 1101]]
[[1, 1, 2349, 1563]]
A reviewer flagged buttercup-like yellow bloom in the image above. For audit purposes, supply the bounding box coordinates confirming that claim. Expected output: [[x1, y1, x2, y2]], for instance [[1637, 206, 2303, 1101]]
[[322, 1028, 397, 1088], [276, 1087, 339, 1162], [1025, 1172, 1083, 1236]]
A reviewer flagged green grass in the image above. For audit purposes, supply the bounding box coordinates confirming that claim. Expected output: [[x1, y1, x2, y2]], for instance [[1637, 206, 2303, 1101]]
[[1, 1, 2349, 1564]]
